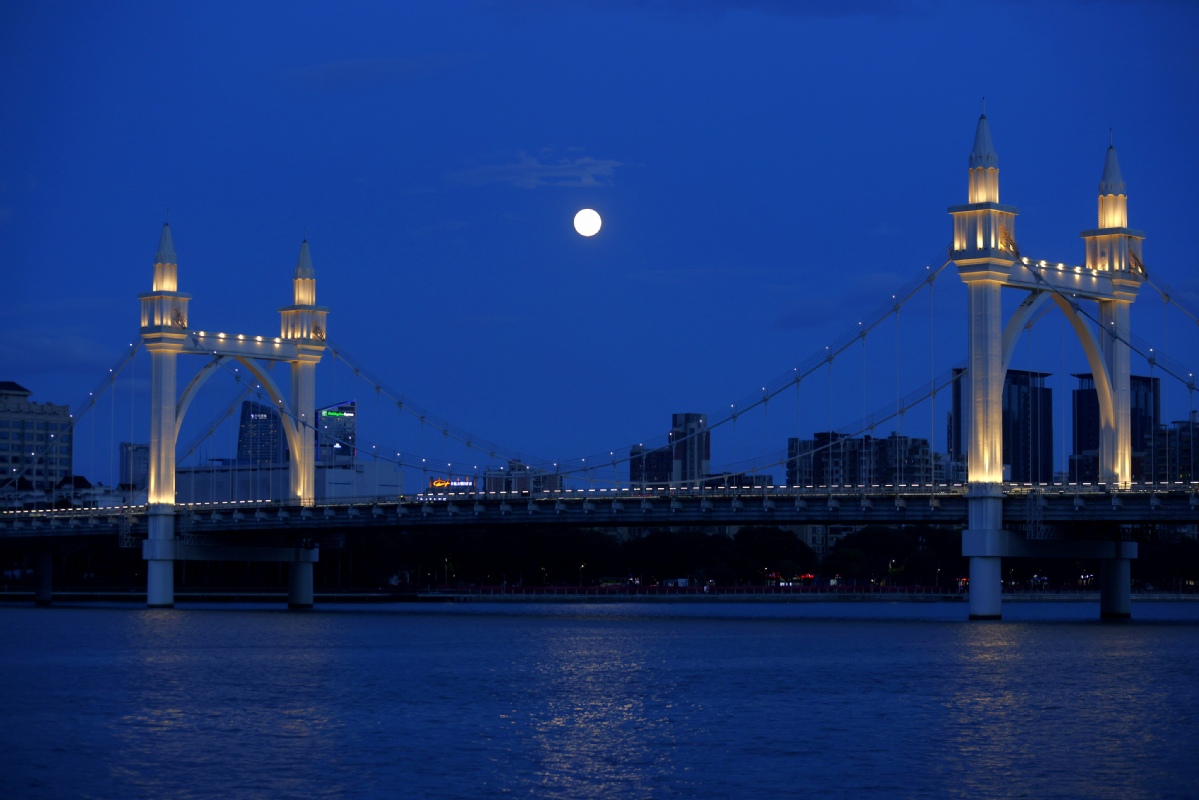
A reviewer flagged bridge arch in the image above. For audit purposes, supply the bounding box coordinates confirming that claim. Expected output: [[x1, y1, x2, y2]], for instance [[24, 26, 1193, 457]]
[[998, 289, 1117, 480]]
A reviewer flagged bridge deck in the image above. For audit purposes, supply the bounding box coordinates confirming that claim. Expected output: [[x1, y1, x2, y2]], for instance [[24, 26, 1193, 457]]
[[3, 485, 1196, 540]]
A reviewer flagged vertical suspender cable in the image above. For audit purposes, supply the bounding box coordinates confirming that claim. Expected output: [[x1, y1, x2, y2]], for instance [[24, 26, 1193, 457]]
[[895, 304, 901, 486], [929, 279, 935, 487], [1062, 313, 1069, 483]]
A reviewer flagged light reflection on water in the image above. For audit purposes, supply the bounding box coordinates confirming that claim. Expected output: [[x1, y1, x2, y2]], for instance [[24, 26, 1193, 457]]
[[1, 602, 1196, 799]]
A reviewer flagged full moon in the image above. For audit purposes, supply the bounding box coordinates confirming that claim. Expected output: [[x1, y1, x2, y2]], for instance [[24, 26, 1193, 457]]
[[573, 208, 602, 237]]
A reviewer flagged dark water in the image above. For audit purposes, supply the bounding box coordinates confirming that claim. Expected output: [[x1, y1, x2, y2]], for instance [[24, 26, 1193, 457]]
[[2, 601, 1197, 799]]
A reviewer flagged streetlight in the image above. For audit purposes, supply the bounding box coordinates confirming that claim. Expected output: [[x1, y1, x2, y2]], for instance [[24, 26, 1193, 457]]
[[579, 563, 586, 588]]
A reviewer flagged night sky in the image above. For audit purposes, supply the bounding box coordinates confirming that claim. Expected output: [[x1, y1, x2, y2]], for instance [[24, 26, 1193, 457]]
[[3, 1, 1198, 489]]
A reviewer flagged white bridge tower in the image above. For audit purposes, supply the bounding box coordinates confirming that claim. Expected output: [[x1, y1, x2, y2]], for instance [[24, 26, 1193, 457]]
[[952, 114, 1143, 619], [139, 227, 328, 608]]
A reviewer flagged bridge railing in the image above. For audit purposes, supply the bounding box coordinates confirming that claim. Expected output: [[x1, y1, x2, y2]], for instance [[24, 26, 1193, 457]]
[[3, 480, 1196, 522]]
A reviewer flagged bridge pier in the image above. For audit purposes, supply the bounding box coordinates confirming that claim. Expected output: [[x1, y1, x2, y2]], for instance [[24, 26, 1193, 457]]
[[288, 561, 314, 609], [968, 556, 1002, 620], [145, 506, 176, 608], [964, 484, 1006, 620], [34, 547, 53, 607], [1100, 557, 1132, 619]]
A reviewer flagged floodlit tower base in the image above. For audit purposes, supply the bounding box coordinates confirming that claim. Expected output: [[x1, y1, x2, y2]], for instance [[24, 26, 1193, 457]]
[[964, 485, 1006, 619], [145, 506, 176, 608], [968, 557, 1003, 620], [1100, 558, 1132, 619]]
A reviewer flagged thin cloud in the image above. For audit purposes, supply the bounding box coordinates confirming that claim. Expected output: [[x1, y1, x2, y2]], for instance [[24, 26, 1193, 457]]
[[487, 0, 929, 19], [0, 331, 123, 376], [774, 271, 914, 332], [289, 55, 464, 91], [451, 152, 623, 189]]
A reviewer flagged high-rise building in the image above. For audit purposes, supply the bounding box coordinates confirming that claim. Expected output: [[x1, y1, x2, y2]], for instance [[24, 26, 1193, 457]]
[[120, 442, 150, 490], [629, 443, 672, 486], [236, 400, 288, 465], [787, 432, 933, 487], [1147, 412, 1198, 484], [949, 368, 1052, 482], [1070, 373, 1159, 482], [317, 400, 356, 464], [0, 381, 73, 492], [1003, 370, 1053, 483], [629, 413, 711, 487], [670, 413, 709, 486]]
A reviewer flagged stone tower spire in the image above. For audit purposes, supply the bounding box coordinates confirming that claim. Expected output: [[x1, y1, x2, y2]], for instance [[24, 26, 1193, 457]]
[[280, 240, 328, 341], [292, 239, 317, 305], [140, 222, 191, 331], [1083, 139, 1144, 275], [967, 112, 1000, 204]]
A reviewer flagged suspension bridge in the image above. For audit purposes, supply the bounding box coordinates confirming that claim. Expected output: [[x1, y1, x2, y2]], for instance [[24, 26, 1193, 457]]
[[3, 114, 1197, 618]]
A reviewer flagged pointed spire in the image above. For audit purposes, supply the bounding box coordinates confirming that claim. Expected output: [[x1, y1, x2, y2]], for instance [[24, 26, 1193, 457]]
[[155, 222, 177, 265], [1099, 142, 1126, 196], [294, 240, 315, 280], [969, 113, 998, 169]]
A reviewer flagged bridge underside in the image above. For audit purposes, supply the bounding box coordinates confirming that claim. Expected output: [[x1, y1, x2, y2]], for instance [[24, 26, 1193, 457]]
[[6, 488, 1194, 615]]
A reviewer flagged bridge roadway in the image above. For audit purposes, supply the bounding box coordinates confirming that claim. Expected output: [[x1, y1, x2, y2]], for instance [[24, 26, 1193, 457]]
[[3, 484, 1197, 543]]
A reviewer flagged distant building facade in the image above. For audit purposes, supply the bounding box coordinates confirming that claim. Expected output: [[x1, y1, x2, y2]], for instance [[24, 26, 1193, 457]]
[[482, 461, 564, 493], [175, 460, 401, 504], [120, 442, 150, 490], [1070, 373, 1159, 482], [950, 367, 1052, 483], [317, 400, 356, 465], [629, 444, 672, 486], [0, 381, 73, 492], [1146, 412, 1198, 484], [629, 413, 711, 487], [787, 432, 933, 487], [670, 413, 710, 486], [236, 400, 288, 465]]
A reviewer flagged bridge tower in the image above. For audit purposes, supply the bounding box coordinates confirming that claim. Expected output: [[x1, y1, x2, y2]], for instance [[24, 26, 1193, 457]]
[[138, 227, 326, 608], [951, 114, 1144, 619], [950, 113, 1021, 619], [279, 240, 328, 508], [1084, 142, 1144, 617], [139, 224, 191, 608]]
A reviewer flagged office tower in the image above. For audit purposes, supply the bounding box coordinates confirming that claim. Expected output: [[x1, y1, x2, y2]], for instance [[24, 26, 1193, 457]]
[[1003, 370, 1053, 483], [120, 442, 150, 490], [317, 400, 357, 464], [1071, 373, 1159, 482], [236, 400, 288, 465], [670, 413, 710, 486], [629, 443, 672, 486], [949, 368, 1052, 482]]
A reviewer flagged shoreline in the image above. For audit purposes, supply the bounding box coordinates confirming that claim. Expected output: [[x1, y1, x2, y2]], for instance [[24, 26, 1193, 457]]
[[3, 590, 1197, 605]]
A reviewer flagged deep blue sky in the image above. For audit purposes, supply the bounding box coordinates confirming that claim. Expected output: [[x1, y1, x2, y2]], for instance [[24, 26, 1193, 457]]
[[3, 0, 1198, 487]]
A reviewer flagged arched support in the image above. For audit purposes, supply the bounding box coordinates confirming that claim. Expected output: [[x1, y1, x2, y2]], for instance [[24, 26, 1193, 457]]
[[231, 356, 304, 472], [1000, 291, 1053, 375], [174, 356, 228, 445], [1046, 294, 1122, 484]]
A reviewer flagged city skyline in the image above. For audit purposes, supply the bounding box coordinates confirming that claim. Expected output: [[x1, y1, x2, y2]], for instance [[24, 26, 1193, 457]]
[[3, 2, 1198, 487]]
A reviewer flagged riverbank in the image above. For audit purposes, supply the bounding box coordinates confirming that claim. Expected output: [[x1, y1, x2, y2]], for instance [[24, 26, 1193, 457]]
[[3, 589, 1197, 604]]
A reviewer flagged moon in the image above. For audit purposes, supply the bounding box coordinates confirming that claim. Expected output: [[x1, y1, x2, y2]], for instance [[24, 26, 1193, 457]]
[[573, 208, 602, 237]]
